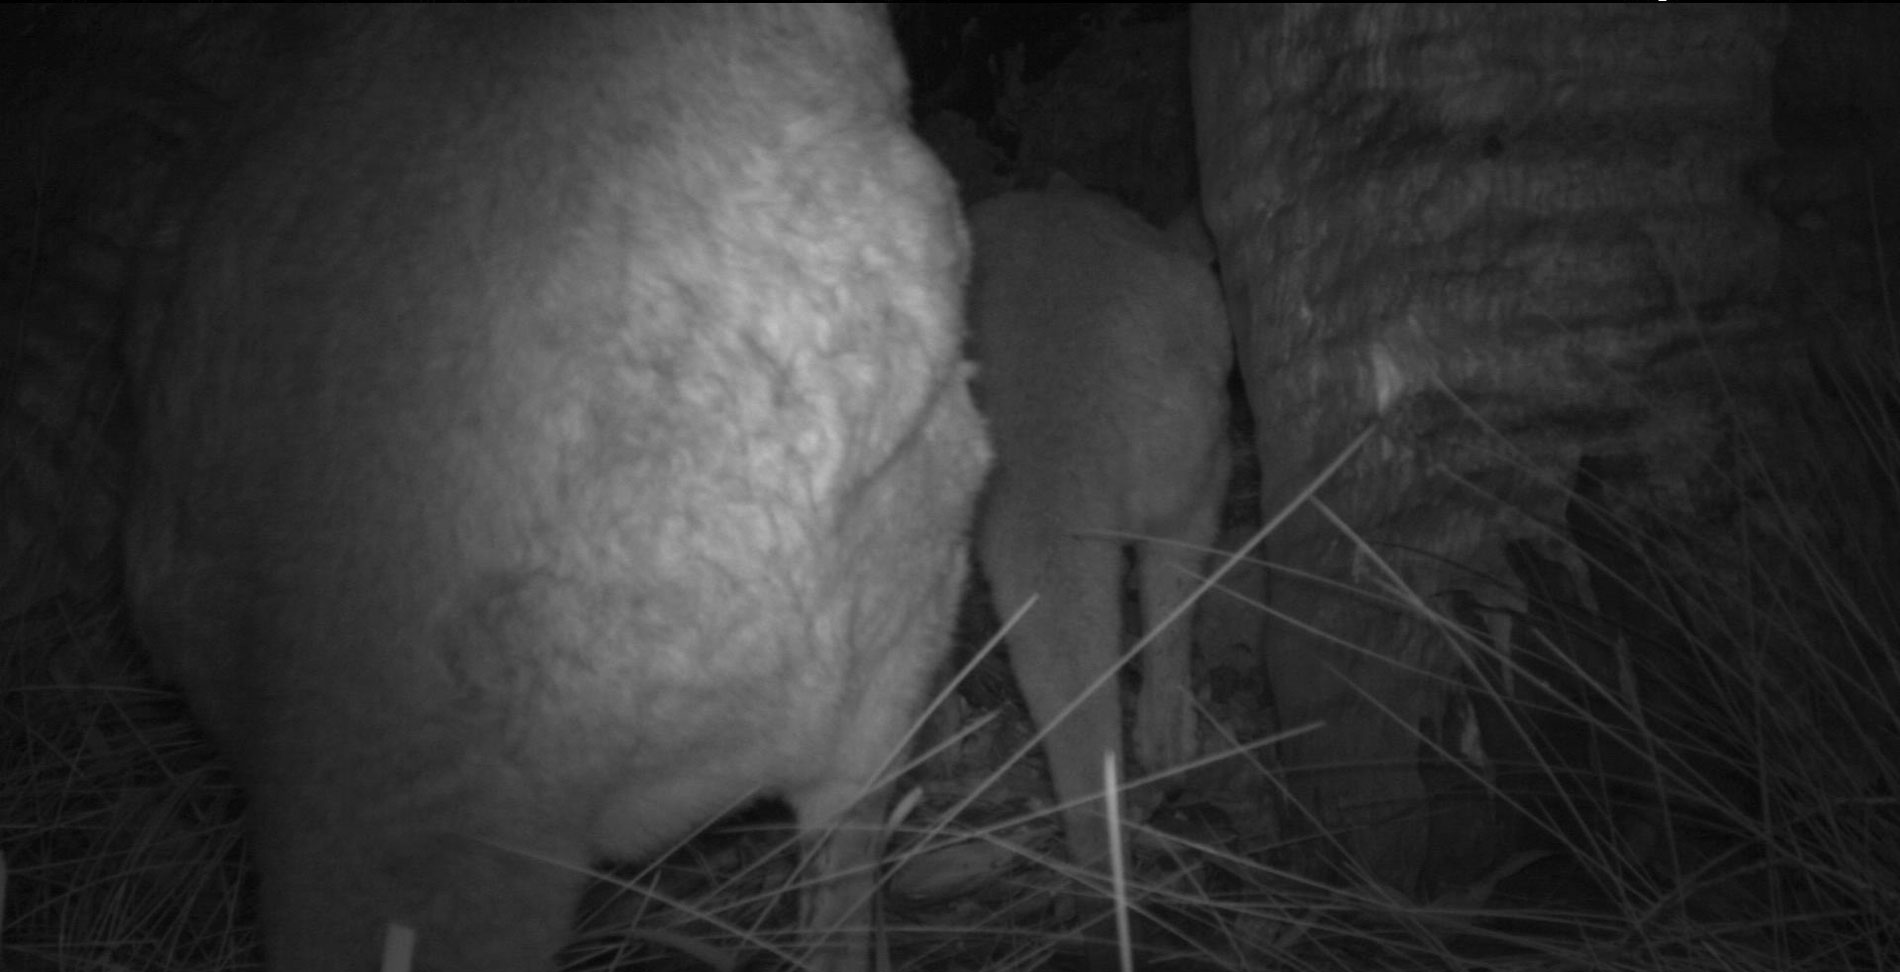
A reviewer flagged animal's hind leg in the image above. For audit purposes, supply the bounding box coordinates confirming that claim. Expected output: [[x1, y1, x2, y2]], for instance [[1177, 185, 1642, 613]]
[[788, 778, 886, 972], [985, 532, 1126, 968], [785, 667, 941, 971], [1131, 484, 1225, 779], [981, 529, 1126, 873]]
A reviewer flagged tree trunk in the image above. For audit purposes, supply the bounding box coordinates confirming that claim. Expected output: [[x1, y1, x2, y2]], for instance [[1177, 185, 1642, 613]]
[[1191, 4, 1790, 892]]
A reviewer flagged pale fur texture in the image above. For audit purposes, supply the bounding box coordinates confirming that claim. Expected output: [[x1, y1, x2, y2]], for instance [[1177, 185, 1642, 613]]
[[122, 6, 989, 971], [968, 182, 1232, 884]]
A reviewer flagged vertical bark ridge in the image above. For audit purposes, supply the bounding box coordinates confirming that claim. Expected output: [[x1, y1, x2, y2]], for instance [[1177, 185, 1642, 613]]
[[1194, 4, 1789, 889]]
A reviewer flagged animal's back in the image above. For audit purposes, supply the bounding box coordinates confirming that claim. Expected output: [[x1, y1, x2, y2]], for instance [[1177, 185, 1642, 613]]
[[970, 186, 1230, 534], [124, 6, 987, 970]]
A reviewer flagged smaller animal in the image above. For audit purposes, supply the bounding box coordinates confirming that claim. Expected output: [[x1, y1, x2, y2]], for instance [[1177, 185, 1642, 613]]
[[967, 178, 1232, 893]]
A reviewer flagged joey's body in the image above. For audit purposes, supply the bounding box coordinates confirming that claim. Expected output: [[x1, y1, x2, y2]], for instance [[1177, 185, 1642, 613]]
[[968, 183, 1231, 893]]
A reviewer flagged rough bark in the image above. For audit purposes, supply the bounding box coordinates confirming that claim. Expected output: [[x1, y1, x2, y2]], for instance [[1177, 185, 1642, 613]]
[[1192, 4, 1790, 890]]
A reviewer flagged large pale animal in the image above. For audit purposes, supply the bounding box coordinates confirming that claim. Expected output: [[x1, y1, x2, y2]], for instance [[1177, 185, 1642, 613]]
[[969, 182, 1232, 887], [122, 6, 988, 970]]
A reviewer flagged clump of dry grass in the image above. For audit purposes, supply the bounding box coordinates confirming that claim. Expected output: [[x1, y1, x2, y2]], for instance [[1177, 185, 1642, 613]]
[[1223, 330, 1900, 970]]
